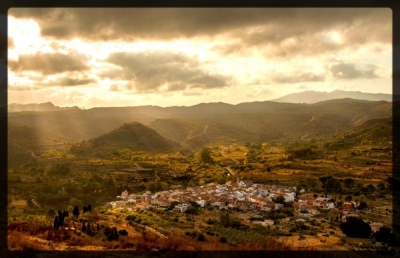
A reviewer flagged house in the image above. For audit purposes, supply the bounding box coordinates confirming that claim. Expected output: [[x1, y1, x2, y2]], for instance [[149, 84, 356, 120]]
[[173, 203, 190, 213], [342, 202, 355, 213], [136, 202, 149, 210], [283, 192, 296, 202], [120, 190, 128, 200], [195, 199, 206, 207], [127, 198, 137, 204]]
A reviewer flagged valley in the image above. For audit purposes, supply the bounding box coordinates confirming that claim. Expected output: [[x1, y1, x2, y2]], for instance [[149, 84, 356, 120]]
[[6, 99, 398, 253]]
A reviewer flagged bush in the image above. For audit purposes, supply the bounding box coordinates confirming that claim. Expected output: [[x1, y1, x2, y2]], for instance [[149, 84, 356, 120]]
[[219, 236, 227, 243], [118, 229, 128, 236], [197, 233, 206, 241]]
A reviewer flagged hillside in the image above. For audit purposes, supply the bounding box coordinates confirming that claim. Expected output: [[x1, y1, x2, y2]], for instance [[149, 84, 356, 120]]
[[8, 123, 41, 167], [273, 90, 392, 103], [69, 122, 180, 155], [323, 117, 392, 149]]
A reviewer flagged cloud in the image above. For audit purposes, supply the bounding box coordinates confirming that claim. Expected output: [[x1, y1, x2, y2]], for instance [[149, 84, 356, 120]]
[[106, 51, 229, 92], [9, 52, 89, 75], [272, 71, 325, 84], [46, 77, 96, 86], [329, 62, 378, 80], [8, 8, 391, 45]]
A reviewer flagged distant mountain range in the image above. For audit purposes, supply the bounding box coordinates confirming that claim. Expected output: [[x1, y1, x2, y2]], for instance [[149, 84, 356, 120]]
[[8, 102, 80, 112], [8, 97, 392, 151], [272, 90, 392, 103]]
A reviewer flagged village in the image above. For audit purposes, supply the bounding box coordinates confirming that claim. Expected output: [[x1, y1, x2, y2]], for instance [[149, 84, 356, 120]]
[[106, 178, 382, 231]]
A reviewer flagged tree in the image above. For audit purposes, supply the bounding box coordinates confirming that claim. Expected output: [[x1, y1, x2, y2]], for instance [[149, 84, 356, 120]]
[[87, 222, 92, 235], [273, 195, 286, 205], [320, 176, 342, 195], [340, 217, 371, 238], [88, 204, 92, 212], [73, 206, 80, 218], [54, 216, 59, 229], [377, 182, 386, 193], [358, 201, 368, 210], [366, 184, 376, 195], [82, 221, 86, 232], [343, 178, 355, 189], [197, 233, 206, 241], [199, 148, 214, 164], [373, 227, 398, 245]]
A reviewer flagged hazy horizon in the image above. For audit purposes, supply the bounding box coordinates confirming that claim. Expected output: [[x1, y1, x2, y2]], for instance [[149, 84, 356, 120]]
[[8, 8, 392, 109], [6, 89, 393, 109]]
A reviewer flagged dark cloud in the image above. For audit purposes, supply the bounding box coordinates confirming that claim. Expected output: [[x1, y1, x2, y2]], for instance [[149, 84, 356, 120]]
[[106, 51, 229, 92], [272, 72, 325, 84], [47, 77, 96, 86], [9, 52, 89, 75], [329, 63, 378, 80], [8, 8, 391, 45]]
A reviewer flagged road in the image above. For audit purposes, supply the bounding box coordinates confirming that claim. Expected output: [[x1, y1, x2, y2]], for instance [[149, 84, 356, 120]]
[[220, 147, 240, 177], [183, 125, 209, 141], [154, 170, 160, 181], [129, 222, 167, 238], [31, 199, 41, 209]]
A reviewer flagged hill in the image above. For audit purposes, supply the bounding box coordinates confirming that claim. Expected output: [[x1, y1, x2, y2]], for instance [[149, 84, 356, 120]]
[[323, 117, 392, 149], [273, 90, 392, 103], [69, 122, 180, 156]]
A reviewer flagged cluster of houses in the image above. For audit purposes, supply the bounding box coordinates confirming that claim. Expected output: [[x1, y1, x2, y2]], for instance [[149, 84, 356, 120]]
[[107, 180, 297, 212], [292, 197, 336, 216], [107, 180, 360, 217]]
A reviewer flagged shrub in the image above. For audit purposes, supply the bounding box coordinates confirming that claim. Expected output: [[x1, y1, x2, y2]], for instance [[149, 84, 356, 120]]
[[197, 233, 206, 241], [119, 229, 128, 236]]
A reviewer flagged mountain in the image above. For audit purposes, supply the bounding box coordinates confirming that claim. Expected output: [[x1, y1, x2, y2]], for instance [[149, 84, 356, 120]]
[[272, 90, 392, 103], [8, 99, 392, 149], [8, 102, 81, 112], [69, 122, 179, 155]]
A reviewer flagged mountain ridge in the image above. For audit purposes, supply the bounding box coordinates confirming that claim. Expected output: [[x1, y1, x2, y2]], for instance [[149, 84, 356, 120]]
[[272, 90, 392, 103]]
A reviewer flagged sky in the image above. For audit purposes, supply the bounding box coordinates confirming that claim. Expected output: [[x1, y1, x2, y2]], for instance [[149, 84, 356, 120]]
[[7, 8, 392, 109]]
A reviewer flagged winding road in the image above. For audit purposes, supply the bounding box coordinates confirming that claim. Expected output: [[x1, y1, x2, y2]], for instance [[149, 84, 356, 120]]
[[183, 125, 209, 141]]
